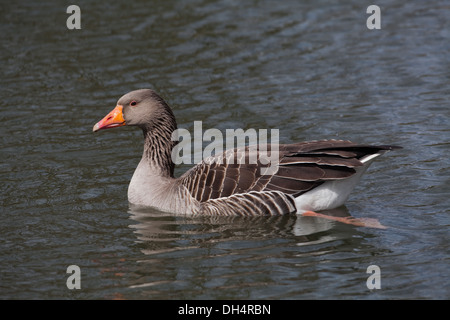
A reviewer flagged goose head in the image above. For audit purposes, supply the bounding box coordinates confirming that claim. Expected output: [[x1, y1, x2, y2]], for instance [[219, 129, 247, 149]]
[[93, 89, 175, 132]]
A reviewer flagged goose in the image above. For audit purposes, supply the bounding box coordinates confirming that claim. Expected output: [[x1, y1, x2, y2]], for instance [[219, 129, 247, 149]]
[[93, 89, 400, 222]]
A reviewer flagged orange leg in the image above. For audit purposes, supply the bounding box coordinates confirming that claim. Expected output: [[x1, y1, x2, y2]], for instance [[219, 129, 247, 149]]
[[301, 211, 387, 229]]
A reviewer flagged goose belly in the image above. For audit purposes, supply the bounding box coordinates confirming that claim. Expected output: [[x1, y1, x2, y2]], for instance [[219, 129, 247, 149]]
[[294, 164, 371, 213]]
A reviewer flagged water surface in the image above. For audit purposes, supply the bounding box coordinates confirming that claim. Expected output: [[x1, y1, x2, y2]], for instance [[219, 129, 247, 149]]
[[1, 0, 449, 299]]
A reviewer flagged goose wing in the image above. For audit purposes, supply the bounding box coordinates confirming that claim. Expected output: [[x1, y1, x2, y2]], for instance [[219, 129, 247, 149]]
[[179, 139, 399, 205]]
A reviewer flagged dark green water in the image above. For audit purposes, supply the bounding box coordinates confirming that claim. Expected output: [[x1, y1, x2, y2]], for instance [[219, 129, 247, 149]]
[[1, 0, 449, 299]]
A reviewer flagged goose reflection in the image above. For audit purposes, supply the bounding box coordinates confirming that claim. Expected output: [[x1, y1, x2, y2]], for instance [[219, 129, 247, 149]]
[[128, 204, 363, 255], [125, 205, 387, 297]]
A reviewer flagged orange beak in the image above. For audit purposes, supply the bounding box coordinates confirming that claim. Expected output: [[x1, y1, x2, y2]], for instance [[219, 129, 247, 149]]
[[93, 105, 126, 132]]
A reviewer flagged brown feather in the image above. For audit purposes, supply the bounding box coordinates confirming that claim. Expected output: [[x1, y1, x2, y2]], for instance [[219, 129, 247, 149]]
[[179, 140, 400, 214]]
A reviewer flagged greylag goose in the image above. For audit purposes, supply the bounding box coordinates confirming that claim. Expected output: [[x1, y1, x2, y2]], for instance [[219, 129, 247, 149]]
[[93, 89, 400, 218]]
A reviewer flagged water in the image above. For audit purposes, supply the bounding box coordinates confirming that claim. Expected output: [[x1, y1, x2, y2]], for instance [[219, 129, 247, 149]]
[[1, 0, 449, 299]]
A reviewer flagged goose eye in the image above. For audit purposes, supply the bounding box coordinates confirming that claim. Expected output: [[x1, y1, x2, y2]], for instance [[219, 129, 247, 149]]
[[130, 100, 137, 106]]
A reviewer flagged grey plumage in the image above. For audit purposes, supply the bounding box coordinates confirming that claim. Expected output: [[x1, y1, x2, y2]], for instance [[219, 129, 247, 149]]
[[93, 89, 401, 216]]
